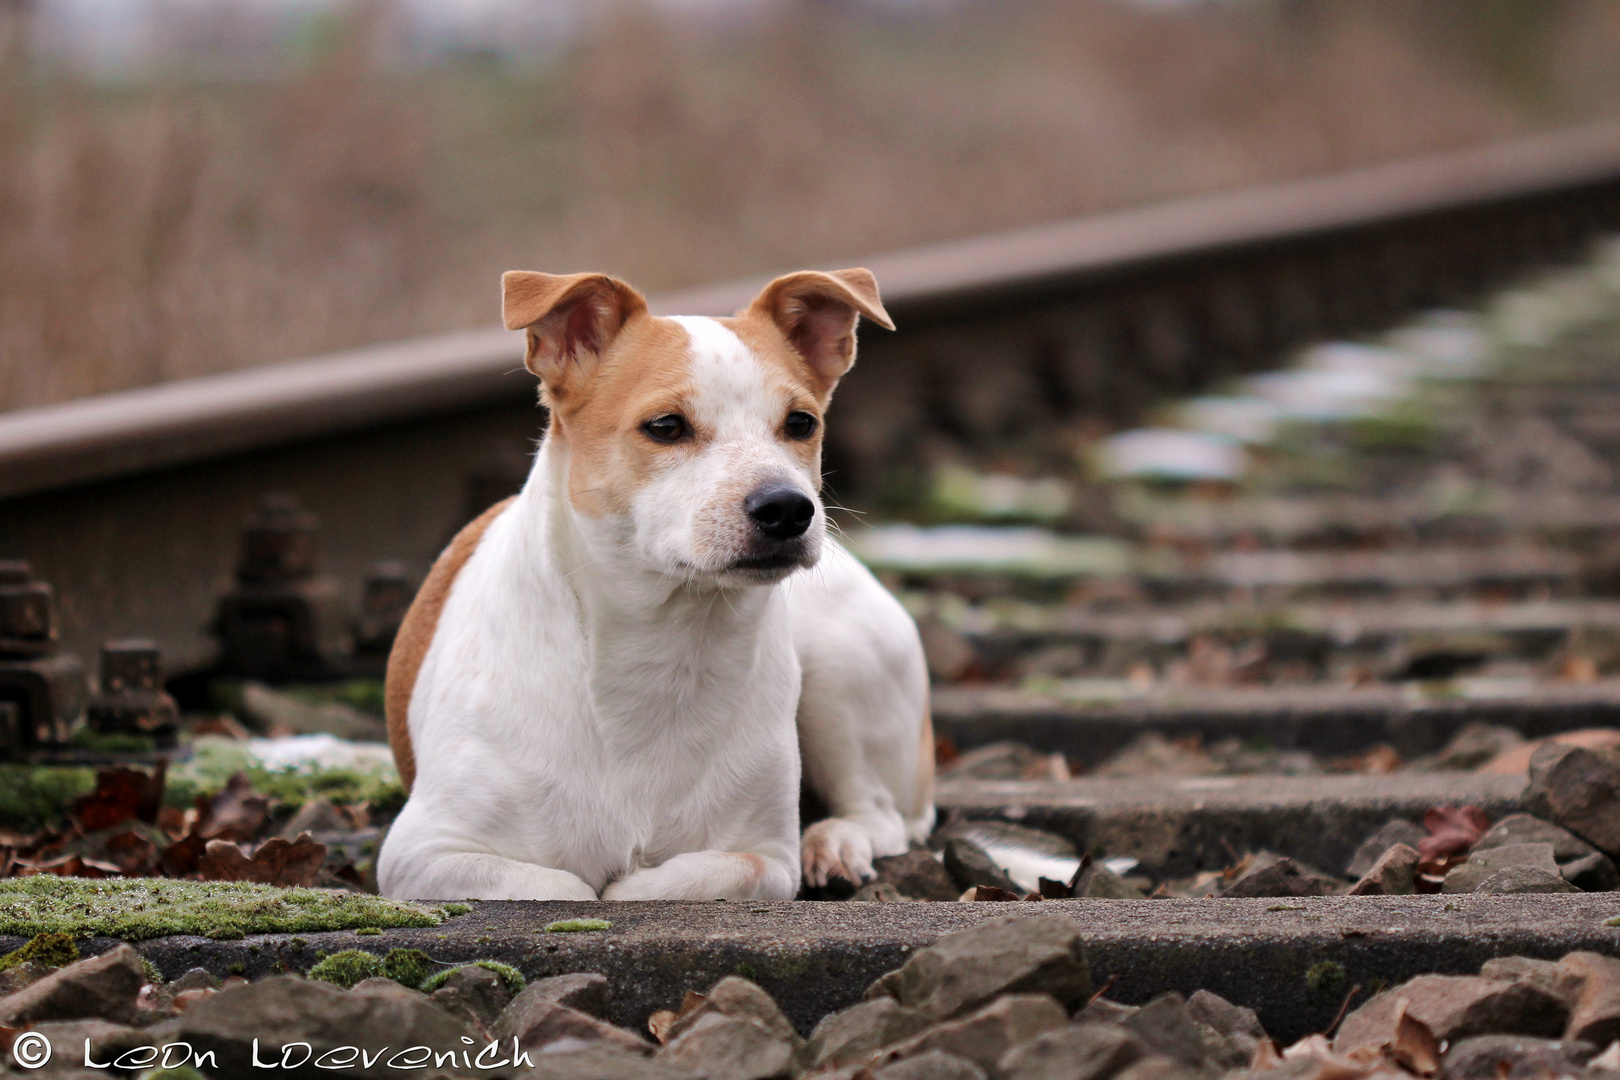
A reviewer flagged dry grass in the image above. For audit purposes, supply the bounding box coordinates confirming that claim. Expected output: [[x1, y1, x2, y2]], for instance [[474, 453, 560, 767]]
[[3, 0, 1620, 411]]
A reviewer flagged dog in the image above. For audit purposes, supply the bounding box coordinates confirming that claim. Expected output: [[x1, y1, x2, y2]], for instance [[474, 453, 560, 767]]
[[375, 267, 935, 901]]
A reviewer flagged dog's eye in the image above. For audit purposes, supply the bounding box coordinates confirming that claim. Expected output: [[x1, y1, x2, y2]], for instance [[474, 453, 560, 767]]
[[642, 415, 688, 443], [784, 411, 818, 439]]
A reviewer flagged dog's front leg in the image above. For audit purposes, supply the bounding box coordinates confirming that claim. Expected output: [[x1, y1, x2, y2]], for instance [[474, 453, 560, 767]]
[[379, 849, 599, 902], [601, 850, 798, 901]]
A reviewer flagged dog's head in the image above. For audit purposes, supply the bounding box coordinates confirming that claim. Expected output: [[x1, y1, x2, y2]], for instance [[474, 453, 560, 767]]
[[502, 267, 892, 587]]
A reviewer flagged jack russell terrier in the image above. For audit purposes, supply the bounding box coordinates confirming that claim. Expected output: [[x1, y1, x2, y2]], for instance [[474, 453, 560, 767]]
[[376, 268, 935, 901]]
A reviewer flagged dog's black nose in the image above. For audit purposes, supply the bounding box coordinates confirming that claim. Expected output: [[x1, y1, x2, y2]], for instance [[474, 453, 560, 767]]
[[745, 486, 815, 541]]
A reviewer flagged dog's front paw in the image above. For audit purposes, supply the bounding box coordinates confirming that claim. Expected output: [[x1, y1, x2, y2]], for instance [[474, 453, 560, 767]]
[[801, 818, 876, 889]]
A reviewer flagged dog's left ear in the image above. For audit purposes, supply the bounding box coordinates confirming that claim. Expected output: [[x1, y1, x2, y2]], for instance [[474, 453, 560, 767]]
[[503, 271, 647, 400], [746, 268, 894, 391]]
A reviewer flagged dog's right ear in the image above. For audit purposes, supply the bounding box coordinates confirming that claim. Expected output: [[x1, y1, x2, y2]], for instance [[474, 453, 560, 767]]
[[502, 271, 647, 399]]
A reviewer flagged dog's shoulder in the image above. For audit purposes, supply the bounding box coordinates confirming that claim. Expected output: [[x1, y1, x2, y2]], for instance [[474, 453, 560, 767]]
[[386, 495, 516, 791]]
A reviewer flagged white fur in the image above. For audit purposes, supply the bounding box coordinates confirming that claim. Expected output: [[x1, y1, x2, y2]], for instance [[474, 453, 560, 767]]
[[377, 316, 932, 901]]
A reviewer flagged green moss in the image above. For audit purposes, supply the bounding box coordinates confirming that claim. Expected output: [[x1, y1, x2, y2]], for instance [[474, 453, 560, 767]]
[[164, 737, 403, 812], [355, 927, 381, 936], [0, 931, 79, 972], [441, 903, 471, 917], [67, 727, 155, 754], [544, 918, 611, 933], [307, 949, 384, 988], [287, 680, 387, 717], [382, 948, 434, 990], [0, 877, 451, 941], [1306, 959, 1347, 998], [420, 961, 525, 998], [0, 765, 96, 830], [141, 956, 163, 984]]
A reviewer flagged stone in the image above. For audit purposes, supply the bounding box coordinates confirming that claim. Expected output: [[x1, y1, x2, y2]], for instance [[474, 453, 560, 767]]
[[1560, 851, 1620, 892], [1427, 723, 1526, 772], [1073, 866, 1148, 900], [0, 944, 147, 1026], [1441, 1034, 1597, 1080], [1522, 743, 1620, 855], [528, 1043, 702, 1080], [1219, 858, 1342, 899], [999, 1022, 1147, 1080], [879, 994, 1067, 1073], [1559, 952, 1620, 1046], [664, 976, 799, 1047], [1347, 843, 1421, 896], [1111, 1053, 1205, 1080], [1122, 993, 1209, 1069], [944, 838, 1022, 894], [874, 1049, 989, 1080], [504, 972, 610, 1021], [1475, 814, 1599, 863], [428, 962, 510, 1030], [868, 913, 1093, 1020], [873, 851, 962, 902], [1186, 989, 1265, 1039], [804, 997, 935, 1071], [1334, 976, 1568, 1056], [493, 997, 651, 1056], [177, 974, 478, 1078], [1346, 819, 1428, 878], [853, 883, 909, 902], [0, 961, 49, 995], [657, 1013, 795, 1080], [1076, 1000, 1141, 1026], [1475, 866, 1579, 894], [1479, 958, 1586, 1012], [351, 977, 426, 1003], [156, 967, 221, 1010], [1443, 843, 1562, 893], [1471, 815, 1620, 890]]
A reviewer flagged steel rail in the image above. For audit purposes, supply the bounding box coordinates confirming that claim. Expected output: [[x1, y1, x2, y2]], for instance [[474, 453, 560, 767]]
[[5, 121, 1620, 502]]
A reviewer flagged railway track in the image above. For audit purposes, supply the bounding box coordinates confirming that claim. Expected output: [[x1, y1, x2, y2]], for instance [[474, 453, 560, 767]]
[[3, 123, 1620, 669], [10, 127, 1620, 1072]]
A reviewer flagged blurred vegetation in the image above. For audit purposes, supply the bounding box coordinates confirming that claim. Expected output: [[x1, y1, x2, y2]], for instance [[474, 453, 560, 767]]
[[2, 0, 1618, 411]]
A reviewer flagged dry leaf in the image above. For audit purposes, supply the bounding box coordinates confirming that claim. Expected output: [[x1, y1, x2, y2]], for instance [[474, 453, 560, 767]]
[[196, 836, 326, 886], [1419, 805, 1489, 862], [647, 1010, 679, 1045], [70, 764, 166, 831], [971, 885, 1023, 902], [196, 772, 270, 842]]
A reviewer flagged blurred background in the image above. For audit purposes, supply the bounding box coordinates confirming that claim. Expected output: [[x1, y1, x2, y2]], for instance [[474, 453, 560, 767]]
[[5, 0, 1620, 413]]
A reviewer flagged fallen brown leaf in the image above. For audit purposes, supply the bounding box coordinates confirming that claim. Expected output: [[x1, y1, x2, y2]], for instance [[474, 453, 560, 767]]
[[70, 763, 166, 832], [196, 836, 326, 886], [1419, 805, 1489, 862], [195, 772, 270, 842], [647, 1010, 679, 1045], [158, 830, 208, 877]]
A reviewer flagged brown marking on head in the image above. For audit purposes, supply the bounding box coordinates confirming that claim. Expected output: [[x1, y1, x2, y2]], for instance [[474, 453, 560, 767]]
[[548, 313, 707, 518], [385, 496, 515, 791]]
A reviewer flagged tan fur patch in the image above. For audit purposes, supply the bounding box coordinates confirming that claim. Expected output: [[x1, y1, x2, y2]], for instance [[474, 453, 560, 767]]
[[385, 496, 515, 791], [548, 314, 695, 517]]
